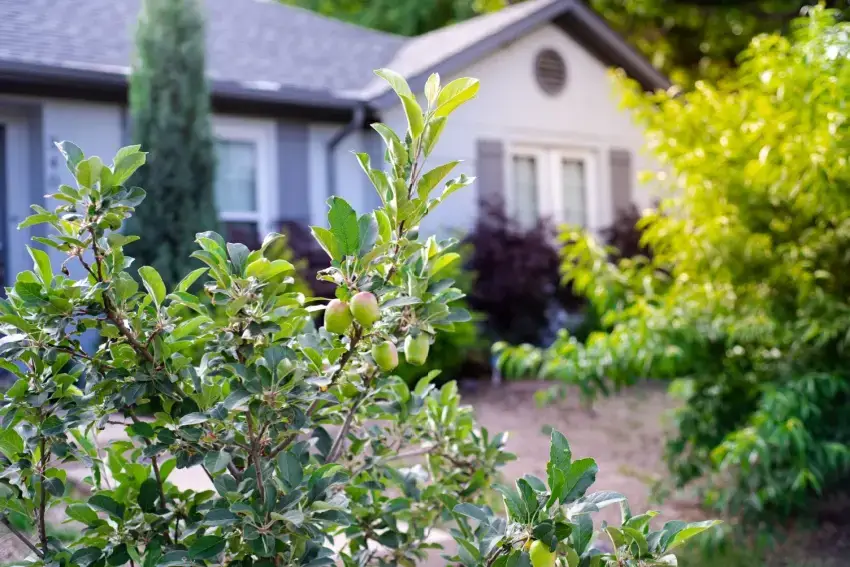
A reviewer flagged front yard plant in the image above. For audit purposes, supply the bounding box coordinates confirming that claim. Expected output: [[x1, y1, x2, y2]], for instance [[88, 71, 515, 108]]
[[0, 69, 712, 566], [498, 7, 850, 520]]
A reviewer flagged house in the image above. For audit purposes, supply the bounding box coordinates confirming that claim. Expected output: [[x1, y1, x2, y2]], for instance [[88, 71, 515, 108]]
[[0, 0, 669, 286]]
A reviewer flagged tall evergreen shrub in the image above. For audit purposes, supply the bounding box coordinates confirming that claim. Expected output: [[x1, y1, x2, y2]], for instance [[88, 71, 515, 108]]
[[128, 0, 218, 287]]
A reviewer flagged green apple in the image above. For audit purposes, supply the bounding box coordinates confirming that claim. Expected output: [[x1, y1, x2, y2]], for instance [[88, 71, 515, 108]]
[[372, 341, 399, 372], [350, 291, 380, 328], [324, 299, 352, 335], [403, 334, 430, 366], [529, 540, 556, 567]]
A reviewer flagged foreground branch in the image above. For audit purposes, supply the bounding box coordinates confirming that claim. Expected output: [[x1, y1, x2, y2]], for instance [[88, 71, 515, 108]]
[[0, 515, 43, 559]]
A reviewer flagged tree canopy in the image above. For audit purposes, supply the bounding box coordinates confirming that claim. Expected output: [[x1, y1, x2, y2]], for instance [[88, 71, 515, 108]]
[[286, 0, 850, 83]]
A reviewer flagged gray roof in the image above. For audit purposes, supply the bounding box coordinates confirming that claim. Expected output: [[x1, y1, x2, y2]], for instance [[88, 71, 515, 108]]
[[0, 0, 669, 112]]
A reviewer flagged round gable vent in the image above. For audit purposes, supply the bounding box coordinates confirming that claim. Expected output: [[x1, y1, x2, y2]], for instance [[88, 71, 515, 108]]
[[535, 49, 567, 95]]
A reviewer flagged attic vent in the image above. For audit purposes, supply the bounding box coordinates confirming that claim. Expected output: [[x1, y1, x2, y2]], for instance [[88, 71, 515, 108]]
[[535, 49, 567, 95]]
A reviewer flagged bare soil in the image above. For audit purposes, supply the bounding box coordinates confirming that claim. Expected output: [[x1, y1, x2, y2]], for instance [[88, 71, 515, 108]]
[[463, 379, 706, 525]]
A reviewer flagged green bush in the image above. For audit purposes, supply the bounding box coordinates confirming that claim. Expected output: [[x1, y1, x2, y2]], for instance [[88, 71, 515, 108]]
[[498, 6, 850, 519], [0, 69, 711, 567]]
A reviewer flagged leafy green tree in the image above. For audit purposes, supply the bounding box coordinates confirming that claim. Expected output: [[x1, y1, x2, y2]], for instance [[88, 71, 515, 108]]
[[498, 7, 850, 519], [283, 0, 499, 36], [128, 0, 218, 288], [588, 0, 850, 84], [0, 67, 713, 567]]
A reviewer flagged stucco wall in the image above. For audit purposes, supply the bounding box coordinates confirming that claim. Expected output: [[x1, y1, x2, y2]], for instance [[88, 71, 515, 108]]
[[379, 23, 661, 236]]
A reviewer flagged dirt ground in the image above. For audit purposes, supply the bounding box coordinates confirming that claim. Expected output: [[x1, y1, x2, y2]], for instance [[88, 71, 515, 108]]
[[464, 379, 706, 525]]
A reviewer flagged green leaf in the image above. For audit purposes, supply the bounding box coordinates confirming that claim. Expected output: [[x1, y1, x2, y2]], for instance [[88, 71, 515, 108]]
[[70, 547, 103, 567], [570, 513, 593, 555], [204, 449, 231, 474], [277, 451, 303, 489], [138, 478, 160, 513], [429, 252, 460, 278], [89, 494, 125, 520], [358, 213, 379, 256], [0, 428, 23, 460], [375, 209, 392, 243], [374, 68, 414, 99], [112, 151, 146, 186], [204, 508, 237, 527], [565, 547, 580, 567], [664, 520, 722, 551], [424, 72, 441, 106], [494, 483, 525, 522], [311, 226, 340, 260], [561, 457, 598, 503], [516, 478, 539, 521], [423, 117, 447, 156], [371, 123, 408, 166], [138, 266, 166, 307], [176, 267, 207, 292], [27, 247, 52, 287], [43, 476, 64, 497], [55, 141, 85, 174], [417, 161, 459, 201], [75, 156, 103, 188], [623, 526, 650, 557], [66, 504, 100, 527], [188, 535, 226, 560], [400, 94, 425, 139], [435, 77, 480, 117], [327, 196, 360, 257], [18, 213, 55, 229], [453, 503, 490, 523], [227, 242, 251, 276], [179, 412, 209, 426]]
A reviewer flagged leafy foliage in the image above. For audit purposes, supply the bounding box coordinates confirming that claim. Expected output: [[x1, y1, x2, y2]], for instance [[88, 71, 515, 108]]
[[497, 8, 850, 518], [127, 0, 218, 288], [464, 199, 582, 346], [448, 431, 720, 566], [0, 69, 708, 567]]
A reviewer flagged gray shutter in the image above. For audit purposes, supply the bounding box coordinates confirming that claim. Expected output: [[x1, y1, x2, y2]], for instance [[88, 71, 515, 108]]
[[476, 139, 505, 213], [610, 148, 633, 216], [276, 120, 310, 226]]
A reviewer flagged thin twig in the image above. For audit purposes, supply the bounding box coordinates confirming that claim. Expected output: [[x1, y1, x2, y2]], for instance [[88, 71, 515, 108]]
[[37, 437, 47, 555], [246, 412, 266, 502], [0, 515, 44, 559], [227, 462, 242, 481], [201, 466, 215, 484], [326, 392, 368, 463]]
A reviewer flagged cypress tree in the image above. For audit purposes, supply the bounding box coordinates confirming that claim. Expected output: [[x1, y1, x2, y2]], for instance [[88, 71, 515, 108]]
[[128, 0, 218, 287]]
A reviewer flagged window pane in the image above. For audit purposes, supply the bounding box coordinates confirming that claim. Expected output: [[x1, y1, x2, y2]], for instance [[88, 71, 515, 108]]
[[561, 158, 585, 225], [512, 155, 539, 226], [215, 140, 257, 213]]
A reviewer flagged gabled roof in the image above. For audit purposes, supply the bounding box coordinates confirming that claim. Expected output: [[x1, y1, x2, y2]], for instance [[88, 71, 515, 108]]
[[0, 0, 669, 115]]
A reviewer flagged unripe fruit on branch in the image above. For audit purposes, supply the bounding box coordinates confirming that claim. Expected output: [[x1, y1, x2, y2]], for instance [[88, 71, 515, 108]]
[[529, 541, 556, 567], [350, 291, 380, 329], [324, 299, 352, 335], [372, 341, 399, 372], [404, 334, 430, 366]]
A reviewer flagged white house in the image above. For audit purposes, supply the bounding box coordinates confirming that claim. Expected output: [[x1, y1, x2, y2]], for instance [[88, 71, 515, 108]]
[[0, 0, 669, 285]]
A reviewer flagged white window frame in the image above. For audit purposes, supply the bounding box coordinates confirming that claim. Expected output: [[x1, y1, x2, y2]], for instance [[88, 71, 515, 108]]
[[212, 117, 277, 238], [507, 144, 597, 227]]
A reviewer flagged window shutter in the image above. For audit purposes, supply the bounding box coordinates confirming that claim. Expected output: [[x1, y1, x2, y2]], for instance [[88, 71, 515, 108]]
[[610, 148, 633, 216], [476, 139, 505, 213], [277, 120, 310, 226]]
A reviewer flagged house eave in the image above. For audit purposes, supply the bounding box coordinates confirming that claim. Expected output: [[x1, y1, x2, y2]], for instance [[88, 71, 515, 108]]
[[0, 59, 367, 122]]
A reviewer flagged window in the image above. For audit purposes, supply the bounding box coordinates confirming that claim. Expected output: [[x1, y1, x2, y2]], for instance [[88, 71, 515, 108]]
[[508, 147, 594, 227], [215, 140, 260, 246], [511, 154, 539, 228], [213, 120, 275, 248]]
